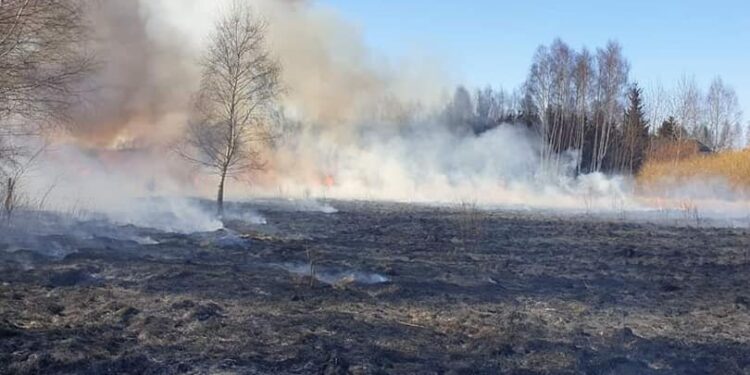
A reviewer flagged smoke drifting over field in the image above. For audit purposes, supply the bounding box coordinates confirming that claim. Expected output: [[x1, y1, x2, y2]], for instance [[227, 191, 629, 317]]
[[22, 0, 747, 229], [66, 1, 196, 148]]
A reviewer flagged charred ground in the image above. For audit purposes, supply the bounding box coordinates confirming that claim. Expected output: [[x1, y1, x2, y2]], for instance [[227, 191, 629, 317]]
[[1, 200, 750, 374]]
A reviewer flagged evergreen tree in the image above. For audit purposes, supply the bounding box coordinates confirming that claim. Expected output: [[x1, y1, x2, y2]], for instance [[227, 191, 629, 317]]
[[657, 116, 678, 139], [621, 83, 649, 174], [444, 86, 475, 135]]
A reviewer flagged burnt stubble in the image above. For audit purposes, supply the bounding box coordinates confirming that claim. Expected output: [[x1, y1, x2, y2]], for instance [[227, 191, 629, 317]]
[[1, 201, 750, 374]]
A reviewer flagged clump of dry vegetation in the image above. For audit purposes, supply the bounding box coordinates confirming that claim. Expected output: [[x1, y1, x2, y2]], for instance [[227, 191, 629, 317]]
[[646, 139, 708, 163], [638, 148, 750, 194], [454, 201, 483, 252]]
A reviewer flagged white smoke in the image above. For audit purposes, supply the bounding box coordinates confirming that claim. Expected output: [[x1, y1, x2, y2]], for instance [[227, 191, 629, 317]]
[[261, 121, 639, 210], [24, 144, 222, 233]]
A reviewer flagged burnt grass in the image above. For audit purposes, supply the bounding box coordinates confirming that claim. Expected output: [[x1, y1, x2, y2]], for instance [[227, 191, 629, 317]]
[[1, 200, 750, 374]]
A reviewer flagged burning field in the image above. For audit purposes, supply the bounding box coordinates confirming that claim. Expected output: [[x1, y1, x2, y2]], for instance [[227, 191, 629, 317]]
[[1, 0, 750, 374], [2, 200, 750, 374]]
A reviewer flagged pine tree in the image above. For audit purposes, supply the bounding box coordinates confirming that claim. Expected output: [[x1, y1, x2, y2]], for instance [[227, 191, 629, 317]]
[[657, 116, 678, 139], [621, 83, 649, 174]]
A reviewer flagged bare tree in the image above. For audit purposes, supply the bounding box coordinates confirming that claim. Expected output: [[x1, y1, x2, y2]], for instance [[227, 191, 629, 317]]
[[0, 0, 90, 144], [644, 81, 672, 134], [180, 3, 281, 216], [0, 0, 90, 217], [674, 75, 703, 140], [526, 45, 554, 169], [572, 47, 593, 174], [0, 0, 90, 125], [547, 39, 574, 170], [591, 41, 629, 172], [705, 76, 742, 150]]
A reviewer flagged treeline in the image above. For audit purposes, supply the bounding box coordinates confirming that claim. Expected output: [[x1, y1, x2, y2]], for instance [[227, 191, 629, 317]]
[[438, 38, 745, 175]]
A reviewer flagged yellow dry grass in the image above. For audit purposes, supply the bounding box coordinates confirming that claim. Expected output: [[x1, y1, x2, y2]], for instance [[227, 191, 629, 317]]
[[638, 148, 750, 193], [646, 139, 703, 163]]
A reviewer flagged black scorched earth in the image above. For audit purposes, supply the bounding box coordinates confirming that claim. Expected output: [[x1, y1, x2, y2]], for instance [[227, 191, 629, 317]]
[[1, 200, 750, 374]]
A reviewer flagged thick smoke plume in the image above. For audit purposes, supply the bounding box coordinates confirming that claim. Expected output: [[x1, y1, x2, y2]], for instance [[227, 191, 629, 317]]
[[67, 1, 197, 148]]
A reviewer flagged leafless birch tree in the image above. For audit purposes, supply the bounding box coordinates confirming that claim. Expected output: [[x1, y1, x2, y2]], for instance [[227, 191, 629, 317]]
[[572, 48, 593, 174], [705, 76, 742, 150], [591, 41, 629, 172], [674, 75, 703, 140], [180, 3, 281, 216]]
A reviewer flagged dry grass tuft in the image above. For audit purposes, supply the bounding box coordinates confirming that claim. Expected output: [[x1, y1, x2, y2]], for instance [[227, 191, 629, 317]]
[[638, 148, 750, 194]]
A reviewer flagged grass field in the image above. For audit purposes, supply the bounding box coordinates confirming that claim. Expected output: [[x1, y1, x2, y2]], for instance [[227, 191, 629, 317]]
[[638, 147, 750, 194]]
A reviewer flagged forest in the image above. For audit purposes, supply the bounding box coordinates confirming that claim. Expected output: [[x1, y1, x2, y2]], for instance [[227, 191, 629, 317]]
[[438, 39, 745, 177]]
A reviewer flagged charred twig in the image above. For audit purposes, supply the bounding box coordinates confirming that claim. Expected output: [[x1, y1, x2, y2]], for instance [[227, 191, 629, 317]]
[[397, 320, 427, 329], [306, 247, 316, 287]]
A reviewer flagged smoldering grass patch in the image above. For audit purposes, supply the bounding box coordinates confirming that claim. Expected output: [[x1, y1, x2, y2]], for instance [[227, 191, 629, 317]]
[[191, 229, 253, 250], [289, 199, 338, 214], [221, 210, 268, 225], [104, 197, 224, 233], [240, 198, 339, 214], [274, 262, 390, 286], [132, 236, 159, 245]]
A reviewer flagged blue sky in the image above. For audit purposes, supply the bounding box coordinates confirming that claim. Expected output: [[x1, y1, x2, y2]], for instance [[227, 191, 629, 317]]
[[319, 0, 750, 120]]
